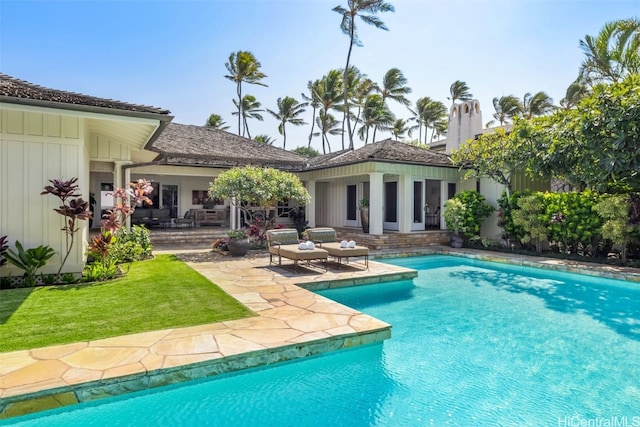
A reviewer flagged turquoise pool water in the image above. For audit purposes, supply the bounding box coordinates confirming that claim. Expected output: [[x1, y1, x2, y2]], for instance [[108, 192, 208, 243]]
[[4, 255, 640, 426]]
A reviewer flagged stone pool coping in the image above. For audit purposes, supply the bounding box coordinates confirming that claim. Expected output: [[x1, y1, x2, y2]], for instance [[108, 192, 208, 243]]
[[0, 256, 415, 419], [2, 247, 639, 419]]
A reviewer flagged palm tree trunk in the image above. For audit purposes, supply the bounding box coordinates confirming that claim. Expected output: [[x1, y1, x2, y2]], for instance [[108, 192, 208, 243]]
[[344, 38, 355, 150], [237, 81, 242, 136], [307, 107, 317, 148], [372, 125, 377, 143], [282, 125, 287, 149]]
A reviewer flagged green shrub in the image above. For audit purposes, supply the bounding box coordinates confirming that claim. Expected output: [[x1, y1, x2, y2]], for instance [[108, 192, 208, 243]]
[[112, 225, 152, 262], [512, 194, 548, 253], [542, 190, 602, 255], [497, 191, 528, 244], [452, 191, 494, 238], [594, 194, 636, 261]]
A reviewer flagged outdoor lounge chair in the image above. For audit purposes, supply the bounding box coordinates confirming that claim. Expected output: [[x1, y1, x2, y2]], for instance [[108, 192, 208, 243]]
[[266, 228, 328, 272], [306, 227, 369, 269]]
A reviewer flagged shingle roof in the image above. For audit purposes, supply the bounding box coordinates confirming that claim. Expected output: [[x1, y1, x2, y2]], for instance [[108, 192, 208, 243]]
[[151, 123, 309, 171], [306, 138, 454, 170], [0, 73, 171, 115]]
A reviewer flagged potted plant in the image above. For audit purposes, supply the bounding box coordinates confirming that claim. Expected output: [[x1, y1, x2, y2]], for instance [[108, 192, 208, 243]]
[[444, 199, 466, 248], [359, 197, 370, 234], [227, 229, 250, 257]]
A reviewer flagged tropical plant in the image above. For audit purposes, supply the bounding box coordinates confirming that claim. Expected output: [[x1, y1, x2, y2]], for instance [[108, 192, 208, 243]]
[[348, 72, 375, 145], [359, 197, 370, 208], [111, 225, 153, 263], [593, 194, 635, 261], [315, 110, 341, 154], [254, 134, 276, 145], [448, 80, 473, 106], [520, 91, 555, 119], [377, 67, 412, 107], [444, 198, 466, 236], [452, 191, 494, 239], [390, 118, 410, 140], [522, 74, 640, 192], [227, 229, 249, 239], [204, 114, 230, 130], [0, 235, 8, 267], [266, 96, 308, 149], [41, 177, 92, 274], [358, 93, 394, 144], [578, 18, 640, 85], [5, 241, 56, 286], [490, 95, 521, 126], [560, 80, 589, 109], [232, 94, 264, 139], [511, 194, 548, 253], [451, 127, 522, 197], [302, 79, 322, 148], [292, 146, 321, 157], [224, 50, 268, 135], [333, 0, 395, 150]]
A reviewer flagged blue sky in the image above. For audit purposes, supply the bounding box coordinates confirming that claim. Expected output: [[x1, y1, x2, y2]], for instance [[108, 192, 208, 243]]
[[1, 0, 637, 153]]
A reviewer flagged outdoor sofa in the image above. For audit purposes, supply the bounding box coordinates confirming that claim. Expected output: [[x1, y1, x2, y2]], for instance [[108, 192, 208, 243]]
[[306, 227, 369, 269], [265, 228, 328, 272]]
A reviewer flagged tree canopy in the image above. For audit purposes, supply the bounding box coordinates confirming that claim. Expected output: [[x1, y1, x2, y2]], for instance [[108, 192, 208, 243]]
[[209, 166, 310, 225]]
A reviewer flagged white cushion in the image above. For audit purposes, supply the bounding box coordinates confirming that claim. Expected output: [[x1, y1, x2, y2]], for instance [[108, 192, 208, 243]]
[[347, 240, 356, 248]]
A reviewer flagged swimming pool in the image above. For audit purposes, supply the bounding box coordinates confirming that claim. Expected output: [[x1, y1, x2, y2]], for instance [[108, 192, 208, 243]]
[[3, 255, 640, 426]]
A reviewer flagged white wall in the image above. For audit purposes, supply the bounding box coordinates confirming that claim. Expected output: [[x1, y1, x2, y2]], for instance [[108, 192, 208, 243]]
[[0, 108, 87, 275]]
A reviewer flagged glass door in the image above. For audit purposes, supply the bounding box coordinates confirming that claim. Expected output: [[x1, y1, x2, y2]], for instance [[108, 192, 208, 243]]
[[383, 181, 398, 230], [161, 184, 179, 218], [412, 180, 424, 231], [345, 184, 358, 227]]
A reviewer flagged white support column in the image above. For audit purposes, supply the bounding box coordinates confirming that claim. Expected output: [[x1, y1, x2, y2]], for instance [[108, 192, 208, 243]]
[[306, 180, 316, 228], [369, 172, 384, 235], [399, 174, 412, 233], [114, 161, 132, 230]]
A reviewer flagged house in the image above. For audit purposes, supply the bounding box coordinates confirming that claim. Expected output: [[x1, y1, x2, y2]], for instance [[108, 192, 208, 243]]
[[0, 73, 172, 275], [0, 73, 544, 275]]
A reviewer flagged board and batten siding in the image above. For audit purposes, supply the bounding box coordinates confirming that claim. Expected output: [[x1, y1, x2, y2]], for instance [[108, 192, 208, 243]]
[[305, 162, 460, 229], [0, 108, 88, 276]]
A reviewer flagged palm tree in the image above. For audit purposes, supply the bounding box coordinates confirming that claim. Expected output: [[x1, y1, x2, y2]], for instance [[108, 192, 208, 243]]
[[302, 79, 322, 148], [204, 114, 229, 130], [315, 110, 342, 154], [358, 94, 394, 144], [421, 99, 447, 143], [231, 95, 264, 139], [491, 95, 521, 126], [266, 96, 308, 149], [224, 51, 268, 135], [292, 146, 321, 157], [312, 70, 344, 151], [521, 91, 555, 119], [254, 134, 276, 145], [342, 66, 367, 150], [349, 74, 375, 146], [390, 118, 410, 140], [560, 80, 589, 109], [378, 67, 412, 107], [448, 80, 473, 106], [578, 18, 640, 85], [408, 97, 428, 143], [333, 0, 395, 150]]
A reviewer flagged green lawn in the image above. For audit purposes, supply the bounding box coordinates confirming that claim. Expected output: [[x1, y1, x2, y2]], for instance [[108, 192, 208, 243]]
[[0, 254, 254, 352]]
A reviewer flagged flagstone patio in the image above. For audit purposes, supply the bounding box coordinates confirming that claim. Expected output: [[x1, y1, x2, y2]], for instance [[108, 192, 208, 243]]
[[0, 254, 416, 419]]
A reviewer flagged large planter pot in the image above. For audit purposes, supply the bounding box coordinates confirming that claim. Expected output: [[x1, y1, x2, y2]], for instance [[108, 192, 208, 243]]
[[228, 237, 250, 257], [360, 207, 370, 234], [450, 234, 464, 248]]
